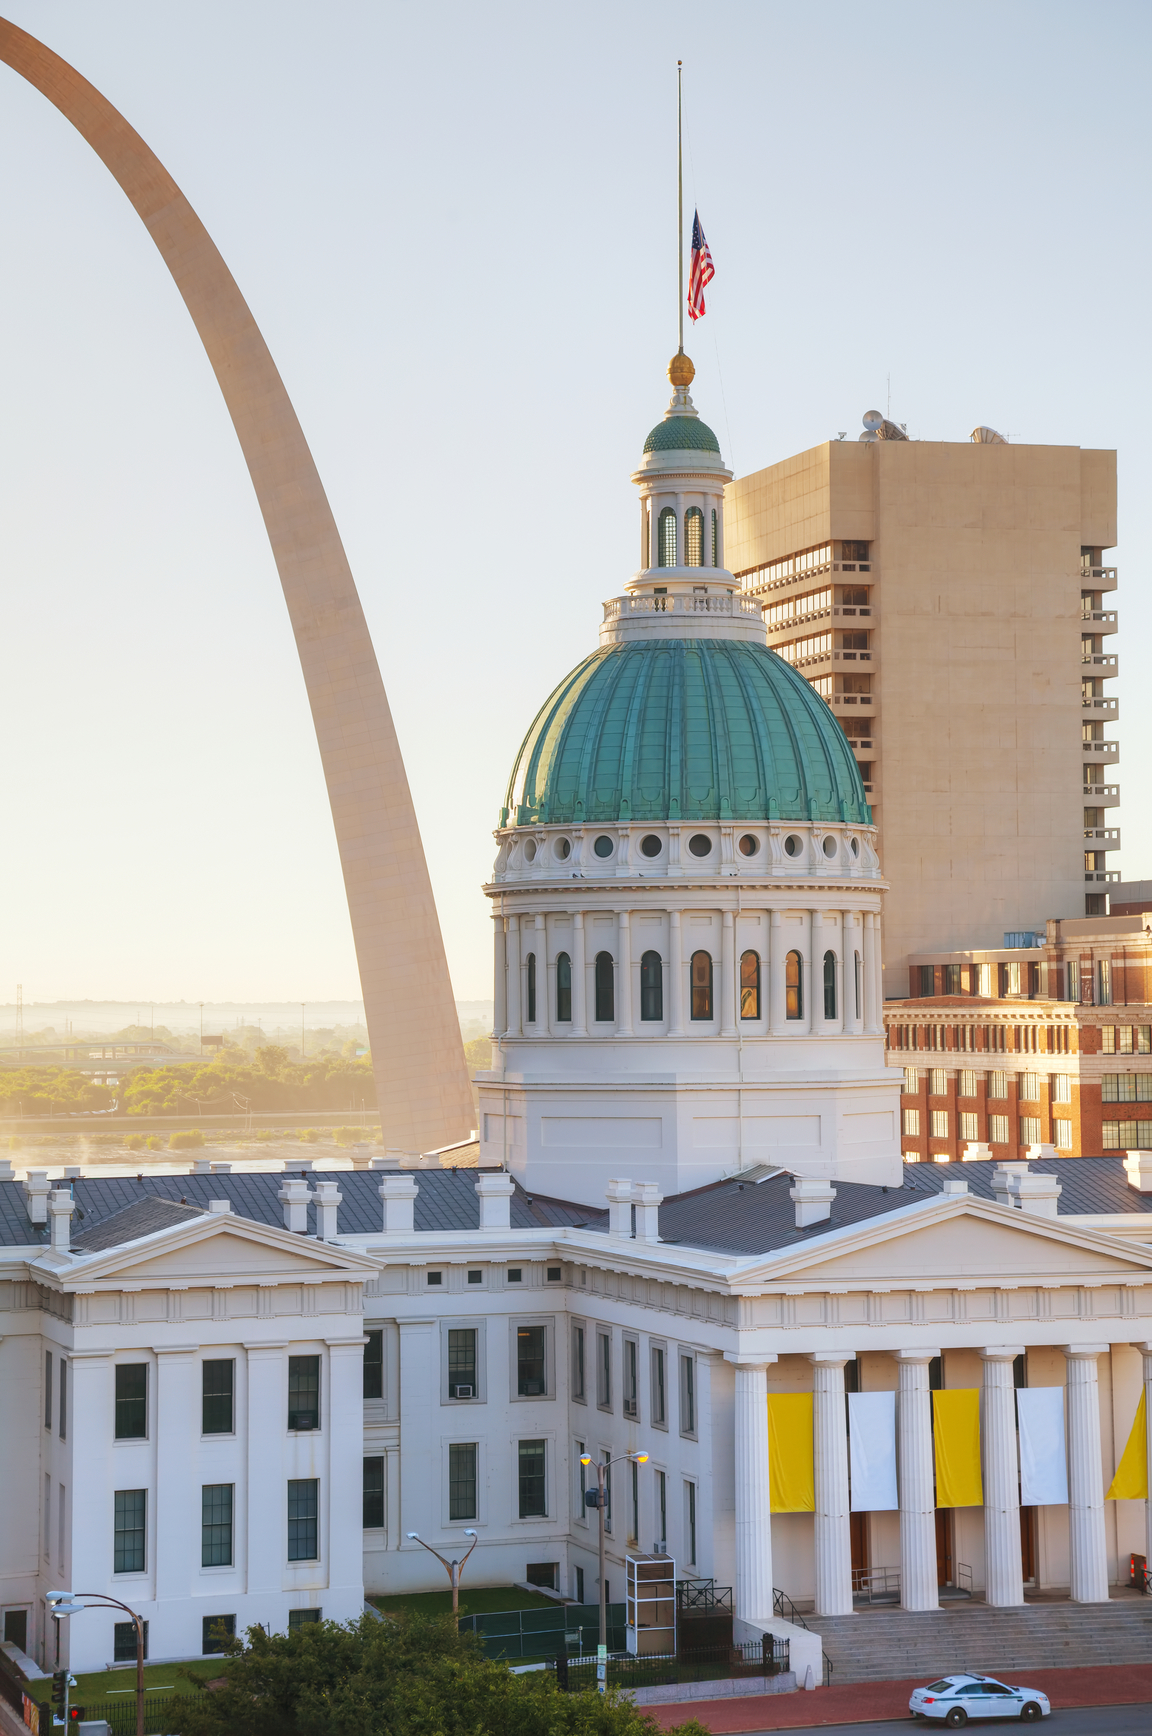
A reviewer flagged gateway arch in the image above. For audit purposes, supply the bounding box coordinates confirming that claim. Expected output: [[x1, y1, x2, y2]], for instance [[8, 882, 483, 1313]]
[[0, 17, 473, 1153]]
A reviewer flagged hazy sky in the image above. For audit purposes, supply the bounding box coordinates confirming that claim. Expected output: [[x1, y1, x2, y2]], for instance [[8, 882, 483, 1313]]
[[1, 1, 1148, 1003]]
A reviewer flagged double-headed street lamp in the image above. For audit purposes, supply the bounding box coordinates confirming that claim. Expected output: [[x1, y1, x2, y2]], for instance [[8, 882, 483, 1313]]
[[405, 1529, 478, 1614], [46, 1591, 146, 1736], [580, 1450, 648, 1692]]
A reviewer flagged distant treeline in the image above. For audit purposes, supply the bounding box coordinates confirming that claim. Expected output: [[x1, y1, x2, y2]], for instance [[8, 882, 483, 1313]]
[[0, 1048, 376, 1117]]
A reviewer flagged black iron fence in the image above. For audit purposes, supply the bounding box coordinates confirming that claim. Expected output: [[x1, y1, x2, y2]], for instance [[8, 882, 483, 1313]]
[[54, 1693, 201, 1735], [559, 1638, 789, 1693]]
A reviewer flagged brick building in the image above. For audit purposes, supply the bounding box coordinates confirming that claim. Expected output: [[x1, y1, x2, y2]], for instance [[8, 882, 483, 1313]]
[[885, 914, 1152, 1161]]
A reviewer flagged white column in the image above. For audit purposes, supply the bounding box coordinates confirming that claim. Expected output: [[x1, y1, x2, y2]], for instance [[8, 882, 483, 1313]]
[[668, 911, 685, 1035], [616, 910, 633, 1035], [246, 1343, 286, 1595], [810, 1353, 853, 1615], [799, 911, 813, 1034], [533, 913, 548, 1034], [493, 916, 507, 1037], [726, 1354, 777, 1621], [867, 913, 884, 1034], [720, 909, 738, 1037], [715, 495, 725, 568], [67, 1351, 115, 1665], [570, 912, 588, 1036], [843, 911, 857, 1032], [326, 1337, 367, 1616], [896, 1349, 940, 1612], [980, 1348, 1025, 1607], [769, 910, 787, 1034], [154, 1347, 198, 1621], [1140, 1342, 1152, 1578], [1063, 1344, 1110, 1602], [505, 916, 522, 1037]]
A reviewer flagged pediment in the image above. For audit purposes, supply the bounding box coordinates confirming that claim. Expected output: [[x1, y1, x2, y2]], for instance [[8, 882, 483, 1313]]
[[56, 1215, 377, 1288], [741, 1198, 1152, 1288]]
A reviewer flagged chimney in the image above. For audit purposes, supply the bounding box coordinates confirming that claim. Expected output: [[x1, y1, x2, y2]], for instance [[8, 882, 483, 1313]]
[[63, 1166, 82, 1180], [278, 1177, 312, 1233], [475, 1173, 515, 1230], [633, 1181, 662, 1243], [23, 1170, 52, 1224], [605, 1178, 633, 1238], [193, 1158, 213, 1175], [962, 1142, 993, 1162], [48, 1189, 75, 1252], [1009, 1166, 1062, 1218], [991, 1162, 1029, 1208], [0, 1159, 14, 1180], [313, 1180, 342, 1241], [1124, 1151, 1152, 1194], [789, 1176, 836, 1228], [286, 1157, 314, 1173], [207, 1199, 232, 1215], [211, 1162, 232, 1174], [380, 1173, 419, 1234], [941, 1176, 969, 1197], [370, 1153, 402, 1171]]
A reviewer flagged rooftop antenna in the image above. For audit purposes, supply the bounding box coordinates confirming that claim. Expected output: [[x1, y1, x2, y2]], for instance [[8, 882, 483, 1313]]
[[677, 61, 684, 355]]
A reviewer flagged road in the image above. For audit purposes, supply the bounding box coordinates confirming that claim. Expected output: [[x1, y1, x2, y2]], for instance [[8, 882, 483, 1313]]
[[754, 1706, 1152, 1736]]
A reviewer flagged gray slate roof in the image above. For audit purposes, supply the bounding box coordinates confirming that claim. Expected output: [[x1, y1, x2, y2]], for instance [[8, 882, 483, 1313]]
[[0, 1157, 1147, 1261]]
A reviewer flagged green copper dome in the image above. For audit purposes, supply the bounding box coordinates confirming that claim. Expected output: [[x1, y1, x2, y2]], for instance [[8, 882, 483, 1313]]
[[503, 639, 870, 828], [642, 416, 721, 454]]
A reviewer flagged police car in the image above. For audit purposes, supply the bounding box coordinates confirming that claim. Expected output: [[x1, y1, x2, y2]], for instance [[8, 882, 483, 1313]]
[[909, 1674, 1051, 1724]]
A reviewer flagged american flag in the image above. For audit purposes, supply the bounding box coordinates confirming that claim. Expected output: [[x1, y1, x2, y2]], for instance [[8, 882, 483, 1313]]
[[687, 210, 714, 323]]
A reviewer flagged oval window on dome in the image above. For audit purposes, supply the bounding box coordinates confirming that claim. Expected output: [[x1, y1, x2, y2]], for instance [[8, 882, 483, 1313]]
[[554, 837, 571, 861], [784, 834, 803, 858], [640, 834, 662, 858], [593, 834, 614, 858], [687, 834, 712, 858], [524, 838, 537, 863], [738, 834, 759, 857], [823, 835, 838, 859], [850, 836, 860, 858]]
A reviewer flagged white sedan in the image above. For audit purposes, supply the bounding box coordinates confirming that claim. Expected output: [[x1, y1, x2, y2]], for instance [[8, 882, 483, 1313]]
[[910, 1674, 1051, 1725]]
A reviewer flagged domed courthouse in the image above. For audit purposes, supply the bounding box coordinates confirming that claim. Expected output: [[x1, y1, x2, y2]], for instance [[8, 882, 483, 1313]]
[[480, 358, 900, 1202]]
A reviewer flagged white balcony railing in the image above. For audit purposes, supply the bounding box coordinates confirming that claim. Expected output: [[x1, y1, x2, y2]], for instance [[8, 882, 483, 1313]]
[[1081, 697, 1119, 715], [1085, 870, 1121, 883], [605, 593, 762, 621]]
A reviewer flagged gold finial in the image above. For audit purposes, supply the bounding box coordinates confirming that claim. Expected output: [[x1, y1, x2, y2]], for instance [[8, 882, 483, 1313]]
[[667, 351, 695, 388]]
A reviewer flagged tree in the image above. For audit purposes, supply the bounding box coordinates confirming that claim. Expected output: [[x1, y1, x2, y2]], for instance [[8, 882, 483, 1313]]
[[176, 1611, 710, 1736]]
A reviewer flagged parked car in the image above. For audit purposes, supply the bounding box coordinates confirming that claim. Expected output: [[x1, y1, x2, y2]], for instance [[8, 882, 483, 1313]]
[[910, 1674, 1050, 1725]]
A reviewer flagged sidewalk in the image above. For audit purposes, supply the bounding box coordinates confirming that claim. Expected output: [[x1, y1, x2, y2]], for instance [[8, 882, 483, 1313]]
[[648, 1662, 1152, 1730]]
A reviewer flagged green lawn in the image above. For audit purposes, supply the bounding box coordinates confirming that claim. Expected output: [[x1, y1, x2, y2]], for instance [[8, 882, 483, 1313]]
[[369, 1584, 560, 1619], [69, 1658, 225, 1705]]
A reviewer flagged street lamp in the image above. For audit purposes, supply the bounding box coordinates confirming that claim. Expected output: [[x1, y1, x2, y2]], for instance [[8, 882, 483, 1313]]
[[405, 1529, 478, 1614], [579, 1451, 648, 1692], [47, 1590, 146, 1736]]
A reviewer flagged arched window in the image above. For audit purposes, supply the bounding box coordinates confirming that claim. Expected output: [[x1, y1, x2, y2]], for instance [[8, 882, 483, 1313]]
[[556, 951, 572, 1023], [595, 951, 615, 1023], [854, 952, 862, 1023], [658, 507, 677, 568], [640, 951, 663, 1022], [740, 950, 760, 1020], [823, 951, 837, 1021], [526, 952, 537, 1024], [690, 951, 713, 1021], [786, 950, 803, 1020], [711, 507, 718, 567], [684, 507, 703, 567]]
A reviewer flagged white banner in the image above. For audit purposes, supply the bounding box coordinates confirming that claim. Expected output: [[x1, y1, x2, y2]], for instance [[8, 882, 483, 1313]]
[[1017, 1386, 1068, 1506], [849, 1390, 898, 1511]]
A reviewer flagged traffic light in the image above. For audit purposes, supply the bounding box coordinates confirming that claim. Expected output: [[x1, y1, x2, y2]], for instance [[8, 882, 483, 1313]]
[[67, 1706, 86, 1723], [51, 1670, 67, 1714]]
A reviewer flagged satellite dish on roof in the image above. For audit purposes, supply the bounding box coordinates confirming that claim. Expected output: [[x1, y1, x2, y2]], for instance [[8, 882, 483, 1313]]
[[971, 425, 1008, 444], [862, 410, 884, 431]]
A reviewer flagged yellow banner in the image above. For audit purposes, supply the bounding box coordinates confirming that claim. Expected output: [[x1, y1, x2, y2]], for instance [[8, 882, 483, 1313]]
[[1106, 1388, 1148, 1501], [767, 1392, 814, 1512], [933, 1389, 983, 1508]]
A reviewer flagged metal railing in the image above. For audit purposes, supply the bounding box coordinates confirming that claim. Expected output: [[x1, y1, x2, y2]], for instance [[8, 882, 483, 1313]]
[[852, 1564, 901, 1602], [458, 1602, 626, 1660], [53, 1694, 200, 1736], [676, 1578, 732, 1612], [557, 1638, 789, 1693]]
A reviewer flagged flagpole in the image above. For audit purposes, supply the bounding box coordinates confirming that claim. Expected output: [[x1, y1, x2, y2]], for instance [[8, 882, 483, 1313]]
[[677, 61, 684, 354]]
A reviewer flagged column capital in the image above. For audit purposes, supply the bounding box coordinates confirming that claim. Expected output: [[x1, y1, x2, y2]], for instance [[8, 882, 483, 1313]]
[[808, 1352, 852, 1368], [1134, 1341, 1152, 1355], [895, 1347, 940, 1365], [723, 1352, 778, 1370], [1063, 1343, 1110, 1360], [979, 1345, 1025, 1363]]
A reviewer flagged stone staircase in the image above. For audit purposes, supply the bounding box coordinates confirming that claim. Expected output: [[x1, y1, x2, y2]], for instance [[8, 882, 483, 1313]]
[[815, 1596, 1152, 1684]]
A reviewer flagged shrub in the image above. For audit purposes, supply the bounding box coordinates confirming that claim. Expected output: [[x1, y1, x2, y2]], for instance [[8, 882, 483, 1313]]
[[333, 1126, 364, 1146], [254, 1129, 280, 1143], [124, 1134, 146, 1150], [169, 1130, 206, 1150], [144, 1135, 164, 1151], [297, 1128, 323, 1144], [7, 1136, 21, 1150]]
